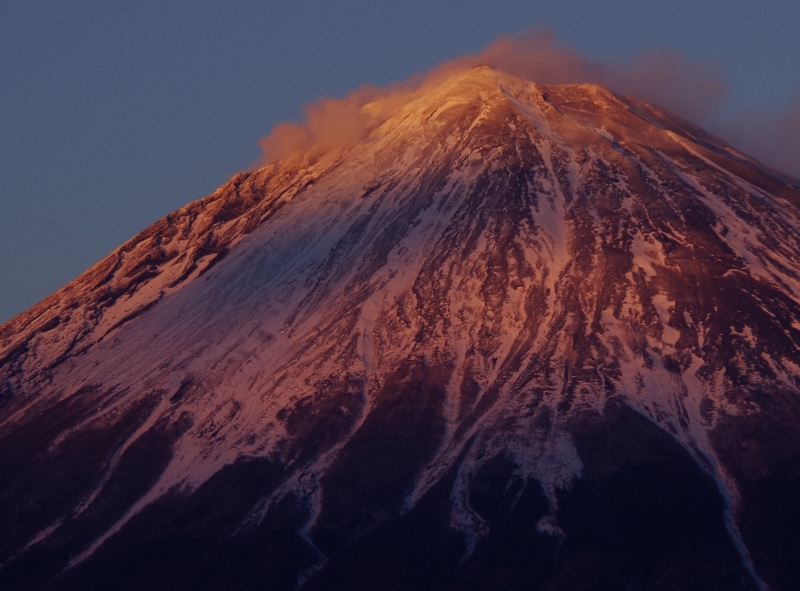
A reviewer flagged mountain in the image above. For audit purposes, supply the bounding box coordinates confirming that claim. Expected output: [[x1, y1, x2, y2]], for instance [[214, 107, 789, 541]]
[[2, 66, 800, 590]]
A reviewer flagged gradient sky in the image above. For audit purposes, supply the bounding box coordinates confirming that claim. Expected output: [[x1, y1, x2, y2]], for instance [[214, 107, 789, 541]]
[[2, 0, 799, 324]]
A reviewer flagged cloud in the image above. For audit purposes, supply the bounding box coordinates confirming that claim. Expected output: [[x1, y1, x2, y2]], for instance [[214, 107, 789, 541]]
[[437, 29, 608, 85], [257, 30, 733, 166], [607, 51, 729, 125], [258, 80, 427, 164], [716, 97, 800, 179], [258, 29, 800, 179]]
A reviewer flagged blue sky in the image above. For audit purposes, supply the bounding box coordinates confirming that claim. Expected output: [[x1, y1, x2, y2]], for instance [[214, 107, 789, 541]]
[[2, 0, 799, 323]]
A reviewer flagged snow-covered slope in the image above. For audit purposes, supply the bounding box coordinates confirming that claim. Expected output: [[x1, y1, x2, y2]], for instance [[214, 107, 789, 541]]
[[2, 66, 800, 590]]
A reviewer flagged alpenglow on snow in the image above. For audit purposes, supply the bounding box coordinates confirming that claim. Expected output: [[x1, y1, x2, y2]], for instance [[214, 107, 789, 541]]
[[1, 67, 800, 591]]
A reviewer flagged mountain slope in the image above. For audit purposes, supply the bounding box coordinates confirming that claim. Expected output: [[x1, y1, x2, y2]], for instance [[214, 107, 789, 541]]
[[2, 66, 800, 590]]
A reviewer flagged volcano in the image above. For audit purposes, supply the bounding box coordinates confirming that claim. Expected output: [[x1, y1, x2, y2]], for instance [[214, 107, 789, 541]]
[[2, 66, 800, 590]]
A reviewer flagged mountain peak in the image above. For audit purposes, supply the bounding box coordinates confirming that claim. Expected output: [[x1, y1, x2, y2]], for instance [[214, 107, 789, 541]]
[[2, 62, 799, 590]]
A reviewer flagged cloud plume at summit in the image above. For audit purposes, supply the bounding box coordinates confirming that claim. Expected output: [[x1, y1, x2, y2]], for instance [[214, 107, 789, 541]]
[[257, 30, 800, 179], [258, 31, 727, 164]]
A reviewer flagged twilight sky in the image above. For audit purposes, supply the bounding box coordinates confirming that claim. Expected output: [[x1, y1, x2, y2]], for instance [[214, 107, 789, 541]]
[[2, 0, 799, 324]]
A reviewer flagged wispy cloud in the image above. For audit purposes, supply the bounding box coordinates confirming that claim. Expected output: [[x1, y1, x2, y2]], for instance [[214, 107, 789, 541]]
[[717, 98, 800, 179]]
